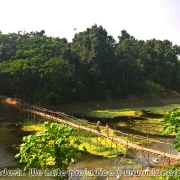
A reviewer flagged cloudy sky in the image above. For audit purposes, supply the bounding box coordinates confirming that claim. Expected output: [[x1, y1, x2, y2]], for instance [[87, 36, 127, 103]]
[[0, 0, 180, 45]]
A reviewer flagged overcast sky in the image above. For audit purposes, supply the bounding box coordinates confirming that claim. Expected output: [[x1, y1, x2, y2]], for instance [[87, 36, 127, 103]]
[[0, 0, 180, 45]]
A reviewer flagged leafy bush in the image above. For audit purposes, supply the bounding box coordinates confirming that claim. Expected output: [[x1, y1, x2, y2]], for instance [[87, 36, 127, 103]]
[[144, 80, 164, 95], [15, 122, 81, 180], [160, 110, 180, 152]]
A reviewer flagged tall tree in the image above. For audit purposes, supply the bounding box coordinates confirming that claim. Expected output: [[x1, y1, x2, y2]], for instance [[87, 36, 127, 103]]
[[115, 30, 144, 96], [71, 25, 116, 100]]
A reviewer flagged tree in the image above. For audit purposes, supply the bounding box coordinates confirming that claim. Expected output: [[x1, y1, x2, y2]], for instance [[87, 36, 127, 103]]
[[0, 32, 19, 62], [1, 27, 180, 102], [15, 122, 81, 180], [160, 110, 180, 152], [35, 57, 73, 103], [71, 24, 116, 100], [115, 31, 144, 96]]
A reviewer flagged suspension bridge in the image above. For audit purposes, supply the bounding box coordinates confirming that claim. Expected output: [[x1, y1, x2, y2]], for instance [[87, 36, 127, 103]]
[[3, 98, 180, 170]]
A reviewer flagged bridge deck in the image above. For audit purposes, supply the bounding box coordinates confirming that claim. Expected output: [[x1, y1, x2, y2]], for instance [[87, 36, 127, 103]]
[[22, 108, 180, 161]]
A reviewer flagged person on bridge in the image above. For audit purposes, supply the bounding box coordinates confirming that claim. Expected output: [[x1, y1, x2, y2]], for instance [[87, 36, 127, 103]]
[[105, 123, 110, 136], [54, 113, 57, 118], [96, 121, 101, 132]]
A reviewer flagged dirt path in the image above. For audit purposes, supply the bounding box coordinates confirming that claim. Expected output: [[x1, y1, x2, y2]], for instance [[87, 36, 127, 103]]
[[0, 95, 20, 122], [0, 95, 19, 105]]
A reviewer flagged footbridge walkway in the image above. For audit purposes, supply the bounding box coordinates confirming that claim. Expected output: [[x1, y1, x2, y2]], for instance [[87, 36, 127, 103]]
[[7, 101, 180, 168]]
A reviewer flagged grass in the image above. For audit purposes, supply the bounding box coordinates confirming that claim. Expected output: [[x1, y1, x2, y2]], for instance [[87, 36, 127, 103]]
[[18, 118, 46, 132], [70, 103, 180, 119], [47, 97, 180, 117], [77, 136, 126, 158], [18, 118, 145, 160], [48, 101, 180, 136], [19, 119, 145, 159], [18, 119, 128, 158], [20, 124, 44, 132], [87, 109, 143, 119]]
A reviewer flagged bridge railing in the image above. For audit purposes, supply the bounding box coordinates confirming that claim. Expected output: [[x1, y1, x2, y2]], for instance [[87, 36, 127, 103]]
[[15, 103, 98, 132], [113, 128, 175, 156], [13, 102, 176, 155]]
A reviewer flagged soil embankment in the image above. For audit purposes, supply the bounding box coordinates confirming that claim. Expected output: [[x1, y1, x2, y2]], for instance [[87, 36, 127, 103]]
[[0, 95, 19, 123]]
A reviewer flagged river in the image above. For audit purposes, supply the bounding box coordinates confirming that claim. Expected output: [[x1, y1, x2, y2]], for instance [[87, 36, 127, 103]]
[[0, 122, 178, 180]]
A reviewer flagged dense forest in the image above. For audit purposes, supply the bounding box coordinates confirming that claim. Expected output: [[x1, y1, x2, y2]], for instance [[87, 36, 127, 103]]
[[0, 25, 180, 103]]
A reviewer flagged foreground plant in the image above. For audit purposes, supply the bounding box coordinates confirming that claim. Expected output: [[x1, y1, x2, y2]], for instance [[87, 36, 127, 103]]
[[146, 166, 180, 180], [15, 122, 81, 179], [159, 110, 180, 152]]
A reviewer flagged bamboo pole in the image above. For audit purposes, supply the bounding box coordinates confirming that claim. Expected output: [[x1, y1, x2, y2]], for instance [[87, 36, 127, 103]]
[[141, 138, 144, 170], [169, 138, 171, 154], [169, 138, 171, 165], [33, 104, 35, 120], [116, 143, 118, 156], [147, 132, 149, 166], [163, 140, 166, 167], [23, 103, 25, 120], [114, 124, 116, 137], [84, 131, 87, 142], [90, 128, 92, 147], [28, 103, 29, 120], [125, 134, 129, 169], [18, 103, 20, 115]]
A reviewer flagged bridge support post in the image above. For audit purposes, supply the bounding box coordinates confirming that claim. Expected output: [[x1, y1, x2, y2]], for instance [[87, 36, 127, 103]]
[[125, 134, 129, 169], [147, 139, 150, 167], [33, 104, 35, 120], [18, 103, 20, 116], [163, 140, 166, 167], [116, 143, 118, 156], [168, 157, 170, 166], [90, 136, 91, 147], [27, 103, 29, 120], [114, 124, 116, 137], [23, 103, 25, 120], [169, 138, 171, 165], [169, 138, 171, 154], [31, 105, 33, 120], [141, 138, 144, 170]]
